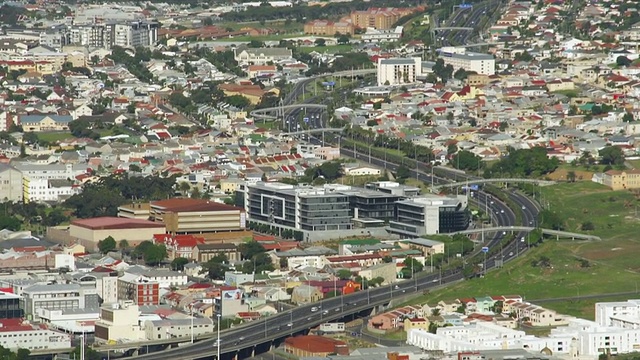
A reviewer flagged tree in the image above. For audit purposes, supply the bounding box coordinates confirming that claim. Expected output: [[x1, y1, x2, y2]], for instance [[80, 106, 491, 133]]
[[171, 257, 189, 271], [567, 171, 576, 183], [129, 164, 142, 172], [337, 35, 350, 44], [396, 165, 411, 180], [179, 181, 191, 195], [599, 146, 624, 166], [98, 236, 116, 254], [119, 239, 130, 255], [401, 256, 424, 278], [623, 112, 634, 123], [239, 241, 266, 260], [144, 244, 167, 266], [616, 56, 631, 67], [201, 254, 229, 279], [453, 68, 468, 80], [314, 38, 326, 46], [0, 345, 30, 360], [337, 269, 352, 280], [452, 150, 482, 171], [581, 221, 595, 231]]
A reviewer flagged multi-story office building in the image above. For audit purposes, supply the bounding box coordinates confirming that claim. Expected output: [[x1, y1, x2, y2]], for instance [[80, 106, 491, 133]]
[[388, 195, 470, 236], [108, 21, 158, 48], [23, 178, 78, 203], [304, 20, 354, 36], [0, 292, 23, 320], [0, 318, 71, 351], [245, 182, 352, 232], [438, 47, 496, 75], [21, 284, 99, 321], [365, 181, 420, 197], [95, 301, 144, 343], [377, 57, 422, 86], [146, 198, 246, 235]]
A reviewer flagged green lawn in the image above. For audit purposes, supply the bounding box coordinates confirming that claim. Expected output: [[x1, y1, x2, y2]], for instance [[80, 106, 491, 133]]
[[539, 181, 640, 240], [626, 159, 640, 169], [298, 44, 354, 54], [401, 239, 640, 318], [37, 132, 74, 143]]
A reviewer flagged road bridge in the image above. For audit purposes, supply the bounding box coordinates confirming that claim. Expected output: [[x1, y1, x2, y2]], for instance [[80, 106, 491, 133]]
[[281, 127, 345, 136], [433, 27, 474, 30], [432, 178, 556, 191], [453, 226, 601, 241], [250, 104, 328, 120]]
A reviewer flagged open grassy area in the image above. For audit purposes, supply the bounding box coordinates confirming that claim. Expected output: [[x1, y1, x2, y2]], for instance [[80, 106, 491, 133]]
[[401, 239, 640, 318], [37, 132, 74, 143], [539, 181, 640, 240], [298, 44, 354, 54]]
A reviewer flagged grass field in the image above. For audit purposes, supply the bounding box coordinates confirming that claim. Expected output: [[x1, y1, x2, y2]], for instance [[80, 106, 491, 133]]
[[539, 181, 640, 240], [37, 132, 74, 143], [402, 239, 640, 319], [298, 44, 354, 54]]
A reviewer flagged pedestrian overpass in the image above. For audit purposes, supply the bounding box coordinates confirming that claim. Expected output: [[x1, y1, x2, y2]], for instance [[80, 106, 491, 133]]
[[432, 178, 556, 191], [454, 226, 601, 241]]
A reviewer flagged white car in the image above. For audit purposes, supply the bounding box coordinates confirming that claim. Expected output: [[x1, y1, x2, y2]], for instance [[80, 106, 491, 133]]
[[500, 209, 504, 213], [522, 206, 526, 210], [311, 307, 318, 312]]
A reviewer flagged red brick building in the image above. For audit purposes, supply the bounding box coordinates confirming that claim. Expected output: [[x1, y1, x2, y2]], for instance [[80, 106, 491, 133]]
[[117, 274, 160, 306], [284, 335, 349, 357]]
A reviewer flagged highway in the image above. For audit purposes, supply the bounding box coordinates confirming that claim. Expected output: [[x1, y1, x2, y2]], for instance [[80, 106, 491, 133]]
[[437, 0, 502, 46]]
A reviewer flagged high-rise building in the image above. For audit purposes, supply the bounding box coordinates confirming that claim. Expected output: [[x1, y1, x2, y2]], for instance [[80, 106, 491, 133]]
[[0, 292, 23, 320]]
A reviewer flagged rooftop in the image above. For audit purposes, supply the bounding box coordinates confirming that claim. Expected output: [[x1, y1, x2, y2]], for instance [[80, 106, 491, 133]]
[[71, 217, 165, 230], [151, 198, 244, 213]]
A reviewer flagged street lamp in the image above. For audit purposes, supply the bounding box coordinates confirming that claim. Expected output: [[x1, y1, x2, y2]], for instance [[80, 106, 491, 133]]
[[216, 313, 221, 360], [190, 306, 194, 343]]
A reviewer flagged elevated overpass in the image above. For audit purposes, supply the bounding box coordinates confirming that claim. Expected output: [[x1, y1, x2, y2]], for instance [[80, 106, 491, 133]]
[[250, 104, 328, 120], [432, 178, 556, 191], [454, 226, 601, 241], [433, 27, 474, 31], [281, 127, 345, 136]]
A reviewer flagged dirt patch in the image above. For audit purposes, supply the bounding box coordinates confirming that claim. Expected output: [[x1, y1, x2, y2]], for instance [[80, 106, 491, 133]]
[[581, 250, 620, 261], [546, 169, 594, 182]]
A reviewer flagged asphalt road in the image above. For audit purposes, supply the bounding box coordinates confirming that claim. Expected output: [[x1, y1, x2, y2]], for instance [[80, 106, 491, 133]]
[[438, 0, 501, 46]]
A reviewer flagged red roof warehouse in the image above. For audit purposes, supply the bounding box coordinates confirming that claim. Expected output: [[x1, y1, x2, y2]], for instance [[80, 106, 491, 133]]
[[284, 335, 349, 357]]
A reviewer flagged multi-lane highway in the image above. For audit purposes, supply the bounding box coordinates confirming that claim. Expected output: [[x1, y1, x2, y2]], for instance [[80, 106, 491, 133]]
[[438, 0, 501, 46]]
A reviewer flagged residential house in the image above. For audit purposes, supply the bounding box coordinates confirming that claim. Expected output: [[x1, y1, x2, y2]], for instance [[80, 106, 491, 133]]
[[233, 47, 293, 66]]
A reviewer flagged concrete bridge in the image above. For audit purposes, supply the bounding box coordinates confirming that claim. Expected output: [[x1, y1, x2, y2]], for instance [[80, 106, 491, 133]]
[[433, 27, 474, 31], [453, 226, 601, 241], [432, 178, 556, 191], [281, 127, 345, 136], [250, 104, 328, 120]]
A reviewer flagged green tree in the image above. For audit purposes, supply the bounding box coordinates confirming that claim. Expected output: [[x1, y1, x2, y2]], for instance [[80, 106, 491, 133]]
[[144, 244, 167, 266], [623, 112, 634, 122], [567, 170, 576, 183], [336, 269, 352, 280], [239, 241, 266, 260], [401, 256, 424, 278], [314, 38, 326, 47], [396, 165, 411, 180], [119, 239, 130, 255], [171, 257, 189, 271], [43, 208, 67, 226], [452, 150, 482, 171], [599, 146, 624, 165], [98, 236, 116, 254]]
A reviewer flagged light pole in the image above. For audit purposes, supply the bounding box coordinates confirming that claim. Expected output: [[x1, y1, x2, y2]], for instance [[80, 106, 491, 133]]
[[216, 313, 221, 360], [190, 306, 194, 343], [80, 334, 85, 360], [264, 315, 268, 337]]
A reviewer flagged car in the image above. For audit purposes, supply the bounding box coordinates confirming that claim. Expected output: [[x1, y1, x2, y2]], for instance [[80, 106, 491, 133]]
[[394, 285, 400, 289], [323, 310, 329, 315], [522, 206, 526, 210], [335, 308, 341, 312], [239, 337, 245, 341], [287, 323, 293, 327], [311, 307, 318, 312], [509, 252, 513, 256], [500, 209, 504, 213], [307, 317, 312, 321]]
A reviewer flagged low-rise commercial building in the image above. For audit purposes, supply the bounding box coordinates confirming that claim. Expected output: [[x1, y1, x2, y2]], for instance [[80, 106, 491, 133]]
[[362, 26, 403, 42], [148, 198, 246, 235], [192, 243, 240, 263], [69, 217, 166, 251], [144, 317, 213, 340], [0, 318, 71, 351], [22, 283, 99, 321], [285, 335, 349, 357], [358, 262, 397, 285], [94, 301, 144, 343], [438, 47, 495, 76]]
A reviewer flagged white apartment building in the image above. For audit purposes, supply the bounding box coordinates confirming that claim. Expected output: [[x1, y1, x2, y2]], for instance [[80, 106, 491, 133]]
[[362, 26, 404, 43], [23, 178, 78, 203], [377, 57, 422, 86], [0, 319, 71, 351], [595, 299, 640, 327], [0, 164, 23, 202], [13, 163, 84, 181], [144, 318, 214, 340], [408, 322, 574, 355], [438, 47, 495, 75]]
